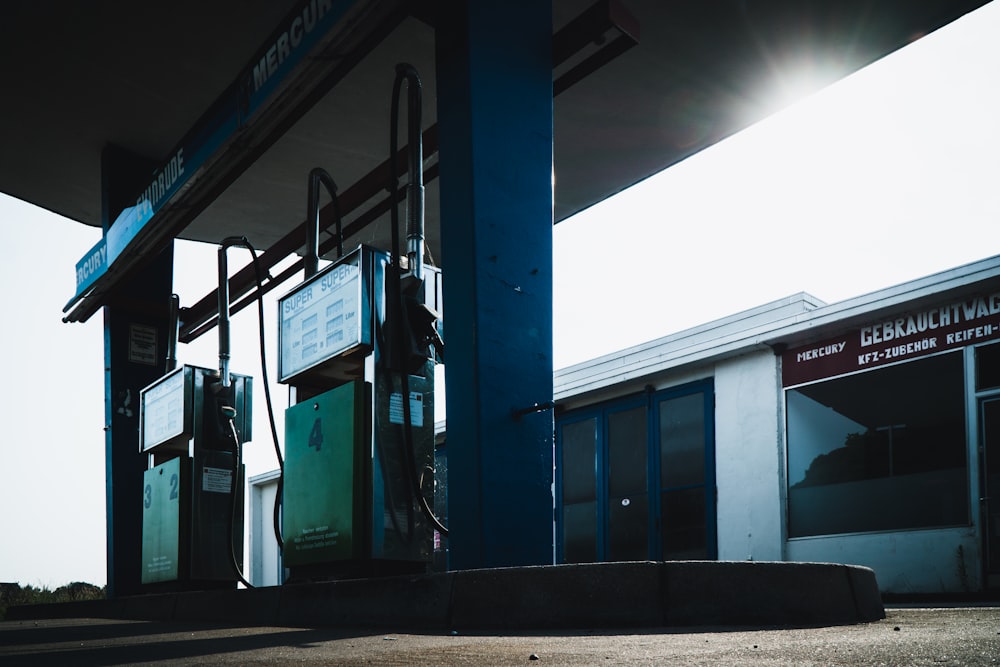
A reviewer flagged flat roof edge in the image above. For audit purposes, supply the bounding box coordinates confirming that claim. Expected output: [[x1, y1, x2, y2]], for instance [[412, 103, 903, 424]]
[[555, 255, 1000, 400]]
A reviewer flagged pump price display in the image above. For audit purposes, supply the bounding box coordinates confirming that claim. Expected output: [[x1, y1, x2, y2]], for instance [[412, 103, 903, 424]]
[[280, 259, 364, 381], [141, 368, 187, 451]]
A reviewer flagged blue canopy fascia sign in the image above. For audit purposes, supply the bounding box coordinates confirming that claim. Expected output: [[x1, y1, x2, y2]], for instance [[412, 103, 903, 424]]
[[65, 0, 356, 312]]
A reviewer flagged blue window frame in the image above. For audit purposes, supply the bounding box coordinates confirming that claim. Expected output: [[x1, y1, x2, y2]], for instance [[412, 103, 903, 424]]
[[555, 379, 716, 563]]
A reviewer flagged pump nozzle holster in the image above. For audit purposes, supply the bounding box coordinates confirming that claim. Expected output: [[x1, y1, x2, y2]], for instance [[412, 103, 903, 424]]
[[204, 380, 238, 449]]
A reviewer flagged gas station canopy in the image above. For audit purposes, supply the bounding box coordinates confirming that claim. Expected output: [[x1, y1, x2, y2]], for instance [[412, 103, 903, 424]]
[[0, 0, 990, 331]]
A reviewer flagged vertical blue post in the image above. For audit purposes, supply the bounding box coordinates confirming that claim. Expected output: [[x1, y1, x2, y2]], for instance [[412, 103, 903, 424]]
[[436, 1, 554, 569], [101, 145, 173, 597]]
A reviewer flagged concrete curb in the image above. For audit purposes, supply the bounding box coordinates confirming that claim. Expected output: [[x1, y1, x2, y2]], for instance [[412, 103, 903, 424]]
[[7, 561, 885, 629]]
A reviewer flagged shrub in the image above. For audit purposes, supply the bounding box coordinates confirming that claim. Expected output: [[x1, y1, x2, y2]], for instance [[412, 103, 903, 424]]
[[0, 582, 105, 620]]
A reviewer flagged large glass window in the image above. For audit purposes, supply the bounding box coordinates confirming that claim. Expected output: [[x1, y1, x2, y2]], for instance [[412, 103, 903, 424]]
[[976, 341, 1000, 391], [786, 352, 968, 538]]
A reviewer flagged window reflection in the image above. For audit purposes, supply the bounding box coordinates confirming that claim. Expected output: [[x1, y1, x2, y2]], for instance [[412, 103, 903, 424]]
[[561, 418, 597, 562], [786, 352, 967, 537], [660, 393, 705, 488]]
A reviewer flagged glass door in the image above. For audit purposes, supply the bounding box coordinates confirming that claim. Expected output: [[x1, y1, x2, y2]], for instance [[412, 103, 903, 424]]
[[560, 416, 598, 563], [556, 380, 715, 563], [657, 390, 715, 559], [606, 404, 648, 561]]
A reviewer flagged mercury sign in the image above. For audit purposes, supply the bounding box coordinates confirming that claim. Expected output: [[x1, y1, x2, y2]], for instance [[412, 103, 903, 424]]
[[783, 290, 1000, 386], [66, 0, 356, 315], [74, 238, 107, 295]]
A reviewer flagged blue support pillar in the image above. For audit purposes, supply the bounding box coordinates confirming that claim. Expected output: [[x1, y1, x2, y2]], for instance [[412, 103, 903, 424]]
[[101, 145, 174, 597], [436, 1, 554, 569]]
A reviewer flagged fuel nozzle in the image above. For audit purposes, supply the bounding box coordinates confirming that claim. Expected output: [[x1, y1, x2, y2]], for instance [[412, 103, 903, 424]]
[[206, 378, 239, 448], [407, 298, 444, 364], [385, 279, 439, 374]]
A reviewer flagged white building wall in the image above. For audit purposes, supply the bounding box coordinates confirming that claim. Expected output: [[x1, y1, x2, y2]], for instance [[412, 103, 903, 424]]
[[786, 528, 981, 594], [249, 470, 284, 587], [714, 349, 784, 561]]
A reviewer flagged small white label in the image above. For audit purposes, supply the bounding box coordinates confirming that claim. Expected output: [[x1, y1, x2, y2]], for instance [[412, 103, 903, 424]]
[[129, 324, 158, 365], [202, 467, 233, 494], [389, 392, 424, 427]]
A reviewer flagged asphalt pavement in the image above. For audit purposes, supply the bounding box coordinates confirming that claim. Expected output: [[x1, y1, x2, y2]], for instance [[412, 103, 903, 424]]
[[2, 606, 998, 666]]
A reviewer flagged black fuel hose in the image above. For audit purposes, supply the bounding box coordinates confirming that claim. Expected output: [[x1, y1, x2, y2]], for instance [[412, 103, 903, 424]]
[[389, 63, 448, 538]]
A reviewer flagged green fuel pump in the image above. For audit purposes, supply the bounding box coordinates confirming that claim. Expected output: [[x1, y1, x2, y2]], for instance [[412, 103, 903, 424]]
[[139, 364, 252, 588], [138, 239, 255, 590], [277, 245, 442, 578], [277, 63, 444, 580]]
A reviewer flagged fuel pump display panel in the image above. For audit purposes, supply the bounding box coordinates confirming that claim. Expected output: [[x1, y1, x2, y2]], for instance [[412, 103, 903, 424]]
[[140, 366, 192, 452], [282, 261, 362, 371], [140, 365, 253, 453], [278, 246, 384, 385]]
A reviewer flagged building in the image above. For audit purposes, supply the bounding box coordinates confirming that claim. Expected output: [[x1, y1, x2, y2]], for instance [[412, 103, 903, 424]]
[[554, 254, 1000, 594], [251, 254, 1000, 594]]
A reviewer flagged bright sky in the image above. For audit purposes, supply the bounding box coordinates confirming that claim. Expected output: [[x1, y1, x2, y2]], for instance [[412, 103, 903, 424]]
[[554, 1, 1000, 366], [2, 2, 999, 587]]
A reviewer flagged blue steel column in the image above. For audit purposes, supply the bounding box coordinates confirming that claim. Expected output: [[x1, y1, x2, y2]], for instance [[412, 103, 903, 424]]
[[435, 1, 554, 569], [101, 145, 173, 597]]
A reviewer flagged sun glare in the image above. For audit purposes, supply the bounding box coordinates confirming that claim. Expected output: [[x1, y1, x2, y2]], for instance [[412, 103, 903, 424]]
[[754, 60, 843, 122]]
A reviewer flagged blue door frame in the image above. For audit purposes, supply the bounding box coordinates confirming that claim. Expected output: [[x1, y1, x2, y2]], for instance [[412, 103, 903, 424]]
[[555, 379, 717, 562]]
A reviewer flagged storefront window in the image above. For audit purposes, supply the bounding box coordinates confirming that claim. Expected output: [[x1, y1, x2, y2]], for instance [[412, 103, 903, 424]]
[[976, 341, 1000, 391], [786, 352, 968, 538]]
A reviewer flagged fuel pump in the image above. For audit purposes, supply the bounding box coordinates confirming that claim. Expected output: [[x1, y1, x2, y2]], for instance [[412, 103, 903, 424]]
[[138, 240, 254, 590], [277, 63, 444, 580]]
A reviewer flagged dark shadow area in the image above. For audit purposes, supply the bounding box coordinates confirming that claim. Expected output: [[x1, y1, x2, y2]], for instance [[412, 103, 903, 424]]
[[0, 621, 365, 667]]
